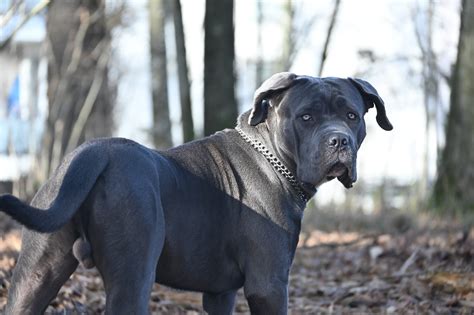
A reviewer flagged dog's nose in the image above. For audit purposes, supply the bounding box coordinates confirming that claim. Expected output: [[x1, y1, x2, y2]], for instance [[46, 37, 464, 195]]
[[328, 133, 349, 149]]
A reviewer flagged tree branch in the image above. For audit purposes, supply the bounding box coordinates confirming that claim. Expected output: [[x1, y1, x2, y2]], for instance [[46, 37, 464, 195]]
[[0, 0, 22, 28], [48, 8, 101, 173], [318, 0, 341, 77], [65, 41, 110, 154], [0, 0, 51, 50]]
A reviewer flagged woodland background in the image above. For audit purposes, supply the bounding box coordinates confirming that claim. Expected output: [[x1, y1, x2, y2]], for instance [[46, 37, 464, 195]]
[[0, 0, 473, 313]]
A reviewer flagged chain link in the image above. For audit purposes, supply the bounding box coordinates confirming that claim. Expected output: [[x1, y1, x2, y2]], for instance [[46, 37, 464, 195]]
[[235, 127, 308, 203]]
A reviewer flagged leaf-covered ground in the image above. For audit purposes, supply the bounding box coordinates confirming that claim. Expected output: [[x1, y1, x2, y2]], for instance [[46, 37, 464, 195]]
[[0, 213, 473, 314]]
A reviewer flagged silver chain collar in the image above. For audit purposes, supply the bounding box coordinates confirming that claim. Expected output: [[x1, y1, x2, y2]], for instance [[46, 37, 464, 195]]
[[235, 127, 309, 203]]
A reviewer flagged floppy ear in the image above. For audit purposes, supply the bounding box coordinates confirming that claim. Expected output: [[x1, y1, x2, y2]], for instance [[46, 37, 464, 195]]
[[348, 78, 393, 131], [249, 72, 298, 126]]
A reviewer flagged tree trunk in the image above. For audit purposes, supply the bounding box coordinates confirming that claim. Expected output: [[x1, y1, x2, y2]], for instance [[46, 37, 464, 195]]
[[204, 0, 237, 136], [172, 0, 194, 143], [33, 0, 112, 195], [433, 0, 474, 213], [414, 0, 440, 204], [279, 0, 294, 72], [149, 0, 172, 148], [255, 0, 264, 88]]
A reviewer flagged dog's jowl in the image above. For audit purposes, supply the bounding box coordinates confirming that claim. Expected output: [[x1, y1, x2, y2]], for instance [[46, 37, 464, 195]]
[[0, 72, 392, 315]]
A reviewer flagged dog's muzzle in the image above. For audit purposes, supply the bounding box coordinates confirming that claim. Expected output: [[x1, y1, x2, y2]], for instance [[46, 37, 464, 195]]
[[324, 132, 357, 188]]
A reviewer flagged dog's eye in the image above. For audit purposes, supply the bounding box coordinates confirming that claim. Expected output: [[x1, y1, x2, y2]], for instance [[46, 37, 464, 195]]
[[347, 112, 357, 120], [301, 114, 313, 121]]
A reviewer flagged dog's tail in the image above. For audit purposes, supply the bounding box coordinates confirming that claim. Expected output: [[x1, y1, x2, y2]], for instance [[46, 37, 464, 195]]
[[0, 143, 108, 233]]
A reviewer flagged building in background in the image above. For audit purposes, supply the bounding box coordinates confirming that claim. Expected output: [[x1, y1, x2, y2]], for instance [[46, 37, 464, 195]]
[[0, 0, 47, 192]]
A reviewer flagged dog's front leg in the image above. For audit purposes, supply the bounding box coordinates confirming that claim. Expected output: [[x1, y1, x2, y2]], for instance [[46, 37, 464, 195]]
[[244, 277, 288, 315]]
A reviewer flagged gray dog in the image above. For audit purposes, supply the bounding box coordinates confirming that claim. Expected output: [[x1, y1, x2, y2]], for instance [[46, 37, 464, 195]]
[[0, 72, 392, 314]]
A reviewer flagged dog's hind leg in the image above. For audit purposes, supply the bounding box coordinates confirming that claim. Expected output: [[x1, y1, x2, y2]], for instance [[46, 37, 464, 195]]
[[203, 290, 237, 315], [90, 194, 165, 315], [5, 224, 78, 315], [94, 222, 164, 314]]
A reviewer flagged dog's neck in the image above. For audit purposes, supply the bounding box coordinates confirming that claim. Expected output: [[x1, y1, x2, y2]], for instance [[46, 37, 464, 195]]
[[236, 111, 316, 203], [237, 111, 295, 169]]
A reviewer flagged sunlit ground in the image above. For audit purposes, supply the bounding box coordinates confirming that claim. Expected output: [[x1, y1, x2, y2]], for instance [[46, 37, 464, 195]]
[[1, 210, 473, 314]]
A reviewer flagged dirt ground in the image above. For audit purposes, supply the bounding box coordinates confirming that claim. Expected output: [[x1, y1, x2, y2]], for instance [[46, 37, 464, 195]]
[[0, 212, 474, 314]]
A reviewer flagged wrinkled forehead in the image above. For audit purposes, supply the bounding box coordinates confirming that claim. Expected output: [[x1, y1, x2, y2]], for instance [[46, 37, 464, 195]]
[[282, 76, 366, 115]]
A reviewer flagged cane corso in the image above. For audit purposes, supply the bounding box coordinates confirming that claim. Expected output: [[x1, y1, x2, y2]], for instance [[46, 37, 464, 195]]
[[0, 72, 392, 314]]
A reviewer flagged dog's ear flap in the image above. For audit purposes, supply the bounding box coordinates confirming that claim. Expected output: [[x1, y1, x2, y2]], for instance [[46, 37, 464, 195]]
[[249, 72, 297, 126], [348, 78, 393, 131]]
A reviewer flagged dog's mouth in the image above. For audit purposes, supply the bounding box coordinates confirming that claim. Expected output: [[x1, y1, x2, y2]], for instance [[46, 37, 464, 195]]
[[326, 162, 347, 179], [298, 159, 356, 189], [325, 161, 355, 188]]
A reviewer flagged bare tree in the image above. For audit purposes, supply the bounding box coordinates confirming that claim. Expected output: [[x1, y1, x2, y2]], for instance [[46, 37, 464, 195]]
[[414, 0, 440, 202], [279, 0, 295, 72], [33, 0, 114, 195], [318, 0, 341, 76], [255, 0, 264, 88], [172, 0, 194, 142], [274, 1, 325, 74], [433, 0, 474, 213], [149, 0, 172, 148], [204, 0, 237, 136]]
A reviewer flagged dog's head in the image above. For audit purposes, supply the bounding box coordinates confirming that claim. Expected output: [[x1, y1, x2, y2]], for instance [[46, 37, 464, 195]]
[[248, 72, 393, 189]]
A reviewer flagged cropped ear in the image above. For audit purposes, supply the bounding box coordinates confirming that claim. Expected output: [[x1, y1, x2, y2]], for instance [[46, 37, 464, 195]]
[[249, 72, 298, 126], [348, 78, 393, 131]]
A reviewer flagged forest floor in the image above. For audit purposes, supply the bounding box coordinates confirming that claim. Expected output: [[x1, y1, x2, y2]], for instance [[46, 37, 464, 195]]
[[0, 211, 474, 314]]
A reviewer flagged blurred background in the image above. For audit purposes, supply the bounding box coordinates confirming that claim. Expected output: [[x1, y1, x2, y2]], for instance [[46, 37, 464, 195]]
[[0, 0, 470, 216], [1, 0, 474, 313]]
